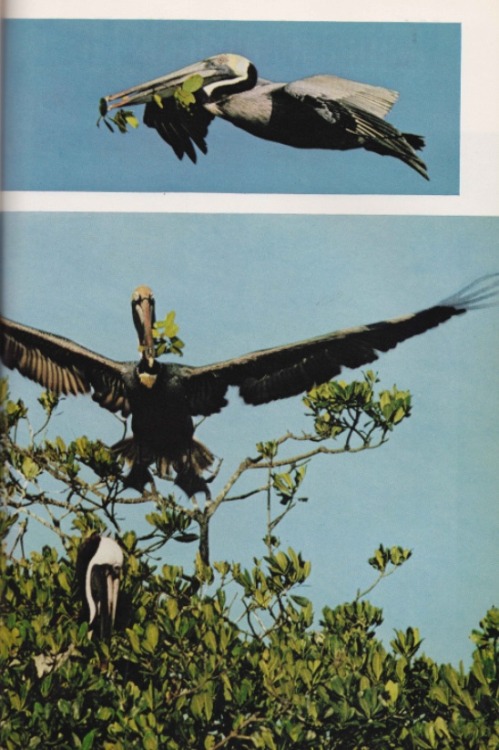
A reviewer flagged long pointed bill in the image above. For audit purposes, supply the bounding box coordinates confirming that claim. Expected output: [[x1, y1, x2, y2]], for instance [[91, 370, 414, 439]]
[[104, 59, 223, 111], [99, 565, 121, 640], [107, 568, 121, 627], [139, 296, 156, 366], [90, 564, 121, 641]]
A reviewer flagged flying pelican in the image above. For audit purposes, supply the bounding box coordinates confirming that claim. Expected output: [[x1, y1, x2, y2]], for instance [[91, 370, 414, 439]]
[[1, 276, 497, 496], [76, 534, 124, 640], [101, 53, 429, 179]]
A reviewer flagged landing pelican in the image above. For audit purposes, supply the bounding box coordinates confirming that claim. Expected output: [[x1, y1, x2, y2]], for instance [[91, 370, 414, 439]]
[[2, 276, 498, 496]]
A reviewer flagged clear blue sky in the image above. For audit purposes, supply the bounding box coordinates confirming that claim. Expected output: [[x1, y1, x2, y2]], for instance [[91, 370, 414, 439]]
[[3, 19, 460, 194], [3, 212, 498, 666]]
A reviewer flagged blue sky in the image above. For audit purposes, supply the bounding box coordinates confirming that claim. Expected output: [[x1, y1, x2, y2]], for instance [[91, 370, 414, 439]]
[[2, 19, 460, 194], [3, 212, 498, 666]]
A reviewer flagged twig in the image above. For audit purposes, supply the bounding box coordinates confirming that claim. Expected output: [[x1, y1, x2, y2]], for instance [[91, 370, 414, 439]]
[[355, 567, 400, 601]]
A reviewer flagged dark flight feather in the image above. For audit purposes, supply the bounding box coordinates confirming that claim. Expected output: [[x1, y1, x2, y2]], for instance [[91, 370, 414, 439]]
[[143, 96, 213, 162], [0, 317, 130, 416]]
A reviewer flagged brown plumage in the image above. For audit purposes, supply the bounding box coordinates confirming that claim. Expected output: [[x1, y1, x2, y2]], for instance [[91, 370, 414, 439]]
[[1, 276, 497, 495]]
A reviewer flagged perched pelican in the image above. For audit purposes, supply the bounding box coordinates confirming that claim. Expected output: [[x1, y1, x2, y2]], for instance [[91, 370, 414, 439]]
[[1, 276, 497, 495], [102, 52, 429, 179], [76, 535, 124, 640]]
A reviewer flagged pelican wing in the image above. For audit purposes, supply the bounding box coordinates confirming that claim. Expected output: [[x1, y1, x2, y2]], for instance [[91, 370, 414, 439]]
[[285, 75, 399, 120], [0, 317, 131, 416], [143, 96, 214, 162], [181, 275, 499, 413], [284, 75, 428, 179]]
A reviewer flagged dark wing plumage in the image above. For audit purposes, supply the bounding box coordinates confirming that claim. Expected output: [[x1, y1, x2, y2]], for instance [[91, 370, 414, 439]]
[[181, 275, 499, 412], [284, 75, 428, 179], [345, 103, 427, 174], [143, 96, 214, 162], [0, 317, 131, 416]]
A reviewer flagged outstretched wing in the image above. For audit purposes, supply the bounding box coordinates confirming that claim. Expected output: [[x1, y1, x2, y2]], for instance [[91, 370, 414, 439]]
[[143, 96, 214, 162], [0, 317, 131, 416], [180, 275, 499, 414]]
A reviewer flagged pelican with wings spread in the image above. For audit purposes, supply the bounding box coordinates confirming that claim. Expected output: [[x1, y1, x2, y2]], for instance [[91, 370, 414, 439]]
[[1, 276, 497, 496], [100, 53, 429, 179]]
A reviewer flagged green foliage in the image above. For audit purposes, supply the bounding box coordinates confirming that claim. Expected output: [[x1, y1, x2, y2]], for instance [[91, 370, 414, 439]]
[[135, 311, 185, 360], [97, 101, 139, 134], [369, 544, 412, 574], [97, 73, 204, 137], [37, 389, 60, 417], [173, 74, 205, 109], [1, 519, 497, 749], [272, 465, 307, 506], [304, 370, 411, 447], [152, 311, 185, 358], [1, 372, 497, 747]]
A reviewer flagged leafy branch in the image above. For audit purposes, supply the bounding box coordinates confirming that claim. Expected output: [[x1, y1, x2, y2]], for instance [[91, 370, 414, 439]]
[[96, 99, 139, 133], [1, 366, 412, 565], [96, 74, 205, 136]]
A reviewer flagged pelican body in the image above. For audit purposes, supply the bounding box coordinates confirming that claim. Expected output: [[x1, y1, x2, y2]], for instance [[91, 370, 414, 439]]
[[1, 276, 498, 495], [76, 535, 124, 640], [103, 53, 429, 179], [117, 357, 213, 495]]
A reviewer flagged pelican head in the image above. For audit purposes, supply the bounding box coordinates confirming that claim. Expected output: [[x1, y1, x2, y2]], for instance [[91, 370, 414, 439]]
[[77, 535, 124, 640], [104, 53, 257, 112], [132, 285, 156, 367]]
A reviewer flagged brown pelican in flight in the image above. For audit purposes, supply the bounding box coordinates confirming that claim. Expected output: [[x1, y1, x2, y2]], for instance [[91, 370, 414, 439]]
[[1, 276, 497, 495], [101, 53, 429, 179], [76, 534, 124, 640]]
